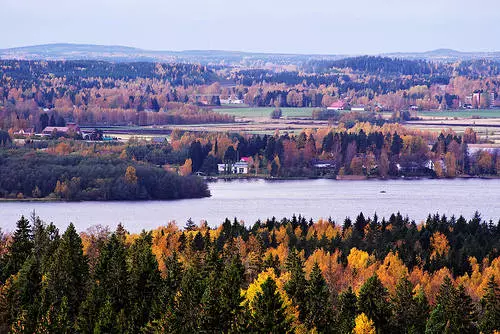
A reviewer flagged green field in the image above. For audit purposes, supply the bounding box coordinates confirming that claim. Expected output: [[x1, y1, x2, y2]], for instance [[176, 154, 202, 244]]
[[214, 107, 315, 118], [418, 109, 500, 118]]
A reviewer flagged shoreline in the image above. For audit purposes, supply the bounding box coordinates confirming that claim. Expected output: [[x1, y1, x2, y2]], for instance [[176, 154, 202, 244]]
[[1, 175, 499, 203]]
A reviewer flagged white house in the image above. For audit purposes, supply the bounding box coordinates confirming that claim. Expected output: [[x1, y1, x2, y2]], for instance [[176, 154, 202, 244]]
[[218, 160, 249, 174]]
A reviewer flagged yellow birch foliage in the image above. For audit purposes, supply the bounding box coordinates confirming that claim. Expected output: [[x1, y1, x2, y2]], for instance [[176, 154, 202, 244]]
[[242, 268, 298, 325], [353, 313, 376, 334], [376, 251, 409, 294], [430, 231, 450, 260]]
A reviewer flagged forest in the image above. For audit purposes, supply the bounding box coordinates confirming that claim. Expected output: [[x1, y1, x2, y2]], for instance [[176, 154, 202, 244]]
[[1, 56, 500, 132], [137, 123, 496, 178], [0, 148, 209, 201], [0, 211, 499, 333]]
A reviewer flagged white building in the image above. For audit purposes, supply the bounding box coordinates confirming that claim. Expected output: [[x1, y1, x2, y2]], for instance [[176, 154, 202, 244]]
[[218, 161, 249, 174]]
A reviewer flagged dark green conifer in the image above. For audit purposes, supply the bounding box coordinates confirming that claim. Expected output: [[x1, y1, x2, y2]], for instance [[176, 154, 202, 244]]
[[250, 276, 291, 333], [479, 275, 500, 334], [304, 262, 335, 333], [336, 287, 358, 334], [357, 274, 390, 333], [3, 216, 33, 280]]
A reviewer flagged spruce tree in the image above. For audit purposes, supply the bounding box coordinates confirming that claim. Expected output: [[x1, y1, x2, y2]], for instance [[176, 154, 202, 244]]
[[171, 265, 205, 332], [391, 276, 429, 333], [428, 276, 477, 333], [479, 276, 500, 334], [250, 276, 291, 333], [357, 274, 390, 333], [453, 285, 477, 333], [41, 223, 88, 327], [199, 271, 223, 332], [127, 231, 161, 332], [304, 262, 335, 333], [3, 216, 33, 280], [336, 287, 358, 334], [284, 249, 307, 321], [425, 303, 447, 334], [219, 253, 245, 331]]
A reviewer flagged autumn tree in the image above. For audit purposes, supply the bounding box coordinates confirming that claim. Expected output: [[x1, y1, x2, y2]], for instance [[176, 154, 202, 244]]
[[353, 313, 376, 334], [124, 166, 138, 184]]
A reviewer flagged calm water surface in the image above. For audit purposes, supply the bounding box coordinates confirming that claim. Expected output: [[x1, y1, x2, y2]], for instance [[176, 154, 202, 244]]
[[0, 179, 499, 232]]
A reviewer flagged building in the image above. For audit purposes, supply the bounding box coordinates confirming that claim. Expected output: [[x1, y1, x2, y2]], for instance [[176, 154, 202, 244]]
[[41, 123, 81, 136], [220, 97, 244, 104], [327, 100, 347, 111], [218, 160, 249, 174], [13, 128, 34, 137]]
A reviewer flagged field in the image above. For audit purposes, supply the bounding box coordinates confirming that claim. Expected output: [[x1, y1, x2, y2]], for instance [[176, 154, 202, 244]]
[[214, 107, 315, 118], [418, 109, 500, 118]]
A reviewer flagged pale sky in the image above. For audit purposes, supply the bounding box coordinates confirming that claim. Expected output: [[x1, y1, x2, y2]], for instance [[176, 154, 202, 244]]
[[2, 0, 500, 54]]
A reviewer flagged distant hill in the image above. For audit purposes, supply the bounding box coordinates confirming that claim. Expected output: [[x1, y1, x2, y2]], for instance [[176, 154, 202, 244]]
[[383, 49, 500, 62], [1, 43, 499, 64], [0, 43, 344, 65]]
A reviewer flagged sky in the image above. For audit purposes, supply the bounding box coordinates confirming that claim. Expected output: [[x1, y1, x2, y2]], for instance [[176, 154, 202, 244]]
[[3, 0, 500, 54]]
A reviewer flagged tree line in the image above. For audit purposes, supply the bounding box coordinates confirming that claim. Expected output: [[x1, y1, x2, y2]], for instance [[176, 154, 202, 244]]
[[0, 148, 209, 200], [0, 211, 499, 333]]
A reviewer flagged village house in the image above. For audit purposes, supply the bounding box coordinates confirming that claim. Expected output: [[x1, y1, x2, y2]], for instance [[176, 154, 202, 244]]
[[327, 100, 347, 111], [41, 123, 81, 137], [13, 128, 34, 137], [218, 158, 249, 174]]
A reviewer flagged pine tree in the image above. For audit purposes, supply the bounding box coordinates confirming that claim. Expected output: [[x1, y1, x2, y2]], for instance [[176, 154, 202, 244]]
[[14, 255, 42, 332], [304, 262, 335, 333], [250, 276, 291, 333], [479, 276, 500, 334], [357, 274, 390, 333], [336, 287, 358, 334]]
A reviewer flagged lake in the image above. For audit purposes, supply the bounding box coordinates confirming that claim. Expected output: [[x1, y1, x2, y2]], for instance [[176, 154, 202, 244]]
[[0, 178, 499, 233]]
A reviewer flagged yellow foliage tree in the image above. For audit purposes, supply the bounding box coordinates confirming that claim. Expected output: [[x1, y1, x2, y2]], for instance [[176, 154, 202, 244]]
[[242, 268, 298, 326], [353, 313, 376, 334], [376, 251, 409, 294], [179, 158, 192, 176], [125, 166, 138, 184], [430, 231, 450, 260]]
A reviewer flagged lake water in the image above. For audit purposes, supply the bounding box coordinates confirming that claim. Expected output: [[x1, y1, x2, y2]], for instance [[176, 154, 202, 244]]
[[0, 178, 499, 233]]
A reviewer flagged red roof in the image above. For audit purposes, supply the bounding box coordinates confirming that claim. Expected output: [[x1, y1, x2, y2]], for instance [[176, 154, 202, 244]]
[[329, 101, 346, 108]]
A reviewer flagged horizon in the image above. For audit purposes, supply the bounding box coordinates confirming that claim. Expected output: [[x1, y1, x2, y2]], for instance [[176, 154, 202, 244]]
[[1, 42, 499, 57], [3, 0, 500, 54]]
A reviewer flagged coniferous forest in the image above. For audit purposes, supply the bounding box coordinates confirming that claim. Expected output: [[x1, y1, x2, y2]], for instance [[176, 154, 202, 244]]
[[1, 212, 499, 333]]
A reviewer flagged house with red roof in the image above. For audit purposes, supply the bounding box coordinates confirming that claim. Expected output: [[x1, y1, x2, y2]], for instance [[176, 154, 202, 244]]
[[327, 100, 347, 111]]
